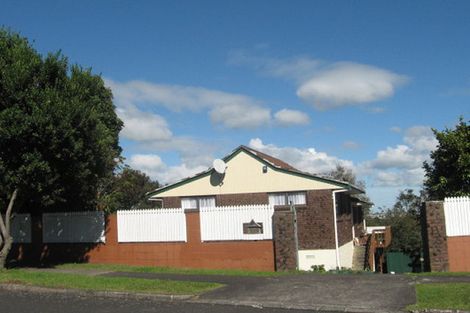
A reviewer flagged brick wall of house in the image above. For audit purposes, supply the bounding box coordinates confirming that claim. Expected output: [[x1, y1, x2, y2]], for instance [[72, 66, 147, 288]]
[[162, 196, 181, 208], [9, 212, 275, 271], [297, 189, 336, 250], [161, 190, 351, 251], [216, 192, 269, 206], [336, 193, 354, 246], [352, 205, 365, 238]]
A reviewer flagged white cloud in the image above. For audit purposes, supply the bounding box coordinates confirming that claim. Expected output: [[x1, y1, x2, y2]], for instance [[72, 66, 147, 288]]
[[368, 145, 423, 169], [274, 109, 310, 126], [107, 79, 274, 129], [404, 126, 437, 152], [373, 168, 426, 187], [128, 154, 166, 175], [358, 126, 437, 187], [229, 53, 408, 110], [145, 137, 215, 168], [210, 103, 271, 129], [117, 105, 172, 141], [296, 63, 408, 110], [129, 154, 208, 184], [248, 138, 353, 174]]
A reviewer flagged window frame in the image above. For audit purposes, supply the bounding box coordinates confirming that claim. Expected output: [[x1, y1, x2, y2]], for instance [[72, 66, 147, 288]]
[[268, 191, 307, 206], [181, 196, 216, 210]]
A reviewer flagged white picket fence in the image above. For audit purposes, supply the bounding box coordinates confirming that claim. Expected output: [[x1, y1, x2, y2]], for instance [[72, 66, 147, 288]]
[[42, 211, 105, 243], [200, 204, 274, 241], [11, 214, 31, 243], [117, 208, 187, 242], [444, 196, 470, 237]]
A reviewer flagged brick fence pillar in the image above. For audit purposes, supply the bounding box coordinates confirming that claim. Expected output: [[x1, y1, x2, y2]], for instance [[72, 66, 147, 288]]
[[273, 209, 296, 271], [422, 201, 449, 272]]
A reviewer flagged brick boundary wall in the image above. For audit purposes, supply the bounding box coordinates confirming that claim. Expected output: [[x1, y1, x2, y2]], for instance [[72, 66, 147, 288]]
[[9, 212, 275, 271], [422, 201, 449, 272], [447, 236, 470, 272]]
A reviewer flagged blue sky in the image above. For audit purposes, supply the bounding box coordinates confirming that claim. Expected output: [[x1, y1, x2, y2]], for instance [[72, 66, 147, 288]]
[[2, 1, 469, 208]]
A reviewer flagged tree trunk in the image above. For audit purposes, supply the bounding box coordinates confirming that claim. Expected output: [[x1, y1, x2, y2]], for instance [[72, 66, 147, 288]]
[[0, 236, 13, 269], [0, 189, 19, 269]]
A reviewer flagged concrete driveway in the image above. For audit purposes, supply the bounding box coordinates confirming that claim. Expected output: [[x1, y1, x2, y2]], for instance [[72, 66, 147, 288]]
[[104, 272, 416, 313]]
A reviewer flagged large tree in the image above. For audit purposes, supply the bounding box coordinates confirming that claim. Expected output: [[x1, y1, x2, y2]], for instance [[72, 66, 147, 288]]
[[0, 29, 122, 268], [423, 117, 470, 200], [98, 166, 160, 213]]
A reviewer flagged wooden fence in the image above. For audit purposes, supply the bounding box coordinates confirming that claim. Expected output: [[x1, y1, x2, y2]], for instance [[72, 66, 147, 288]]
[[42, 211, 105, 243], [117, 208, 187, 242], [444, 196, 470, 237], [11, 214, 31, 243], [200, 204, 274, 241]]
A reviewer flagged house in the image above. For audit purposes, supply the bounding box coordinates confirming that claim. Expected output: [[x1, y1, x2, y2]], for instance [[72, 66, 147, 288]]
[[148, 145, 367, 271], [9, 145, 369, 271]]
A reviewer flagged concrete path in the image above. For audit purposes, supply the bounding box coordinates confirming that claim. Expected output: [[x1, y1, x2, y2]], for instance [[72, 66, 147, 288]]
[[103, 272, 416, 313]]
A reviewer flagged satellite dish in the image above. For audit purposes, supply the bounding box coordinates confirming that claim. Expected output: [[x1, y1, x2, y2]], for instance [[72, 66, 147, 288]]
[[213, 159, 226, 174]]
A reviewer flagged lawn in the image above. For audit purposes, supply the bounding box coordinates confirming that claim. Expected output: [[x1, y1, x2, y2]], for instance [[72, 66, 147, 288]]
[[56, 262, 284, 277], [0, 269, 222, 295], [408, 283, 470, 311], [407, 271, 470, 277]]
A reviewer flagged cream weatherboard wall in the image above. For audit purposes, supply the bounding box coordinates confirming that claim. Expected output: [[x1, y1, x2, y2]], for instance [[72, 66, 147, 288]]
[[152, 151, 341, 198], [298, 240, 354, 271]]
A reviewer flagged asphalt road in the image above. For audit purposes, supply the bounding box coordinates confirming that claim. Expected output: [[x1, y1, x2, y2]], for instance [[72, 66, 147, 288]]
[[0, 289, 341, 313], [104, 271, 416, 312]]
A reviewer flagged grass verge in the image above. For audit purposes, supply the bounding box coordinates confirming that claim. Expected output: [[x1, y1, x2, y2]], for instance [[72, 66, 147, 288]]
[[0, 269, 222, 295], [56, 263, 284, 277], [407, 271, 470, 277], [407, 283, 470, 311]]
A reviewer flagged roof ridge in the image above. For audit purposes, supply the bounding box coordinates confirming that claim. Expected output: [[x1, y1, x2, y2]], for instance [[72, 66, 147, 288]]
[[239, 145, 297, 171]]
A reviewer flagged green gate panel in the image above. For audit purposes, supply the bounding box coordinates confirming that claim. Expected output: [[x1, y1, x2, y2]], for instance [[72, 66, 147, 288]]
[[386, 252, 413, 273]]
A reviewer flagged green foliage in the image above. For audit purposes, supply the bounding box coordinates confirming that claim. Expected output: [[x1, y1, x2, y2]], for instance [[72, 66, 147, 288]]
[[98, 166, 160, 213], [386, 189, 422, 255], [0, 29, 122, 212], [310, 264, 326, 272], [424, 117, 470, 200], [327, 164, 372, 216]]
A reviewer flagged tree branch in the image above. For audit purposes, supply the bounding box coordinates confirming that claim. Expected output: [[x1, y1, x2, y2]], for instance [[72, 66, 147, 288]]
[[0, 189, 18, 239], [5, 189, 19, 235]]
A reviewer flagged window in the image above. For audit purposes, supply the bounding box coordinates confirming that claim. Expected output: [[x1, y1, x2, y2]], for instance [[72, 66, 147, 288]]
[[268, 192, 306, 206], [198, 197, 216, 209], [181, 196, 215, 209]]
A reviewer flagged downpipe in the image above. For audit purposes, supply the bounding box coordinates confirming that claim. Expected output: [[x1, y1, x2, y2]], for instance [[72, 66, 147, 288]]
[[332, 189, 348, 270]]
